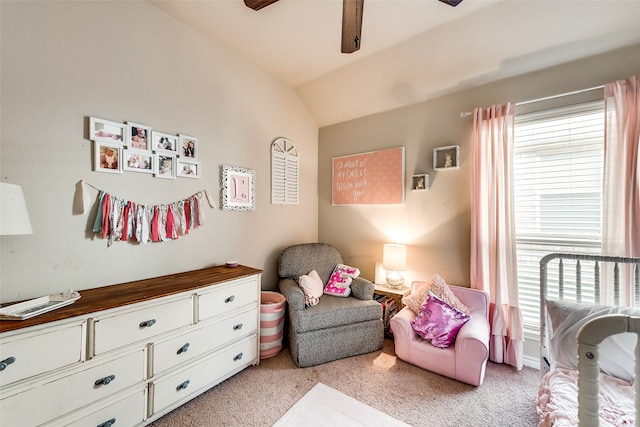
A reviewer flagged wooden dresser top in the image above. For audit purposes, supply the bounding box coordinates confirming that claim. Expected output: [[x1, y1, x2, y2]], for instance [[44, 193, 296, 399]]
[[0, 265, 262, 334]]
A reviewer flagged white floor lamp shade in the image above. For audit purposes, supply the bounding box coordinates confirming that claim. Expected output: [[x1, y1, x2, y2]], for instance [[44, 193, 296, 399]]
[[1, 183, 33, 235], [383, 243, 406, 288]]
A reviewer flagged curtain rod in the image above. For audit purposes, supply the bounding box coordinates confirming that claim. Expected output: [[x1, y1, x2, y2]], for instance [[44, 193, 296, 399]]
[[459, 84, 605, 118]]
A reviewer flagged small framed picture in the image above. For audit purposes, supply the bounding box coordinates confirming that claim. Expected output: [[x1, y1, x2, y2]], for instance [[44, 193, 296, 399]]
[[179, 134, 198, 159], [156, 152, 177, 179], [123, 148, 154, 174], [93, 141, 123, 174], [152, 131, 178, 153], [89, 117, 125, 144], [433, 145, 460, 170], [177, 159, 200, 179], [411, 174, 429, 190], [221, 164, 255, 211], [127, 122, 151, 151]]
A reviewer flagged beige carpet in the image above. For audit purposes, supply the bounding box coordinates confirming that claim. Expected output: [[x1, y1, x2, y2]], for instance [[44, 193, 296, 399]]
[[273, 382, 411, 427], [149, 339, 541, 427]]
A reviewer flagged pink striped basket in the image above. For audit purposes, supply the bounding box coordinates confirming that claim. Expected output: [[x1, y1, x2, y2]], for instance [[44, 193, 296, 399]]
[[259, 291, 286, 359]]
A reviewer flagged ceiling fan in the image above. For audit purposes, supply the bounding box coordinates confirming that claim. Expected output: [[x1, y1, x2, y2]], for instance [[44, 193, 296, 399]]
[[243, 0, 463, 54]]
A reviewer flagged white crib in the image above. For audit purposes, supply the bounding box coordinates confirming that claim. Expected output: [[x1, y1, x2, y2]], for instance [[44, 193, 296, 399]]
[[538, 253, 640, 426]]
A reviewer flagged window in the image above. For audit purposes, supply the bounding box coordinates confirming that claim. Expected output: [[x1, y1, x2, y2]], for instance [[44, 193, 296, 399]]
[[514, 100, 604, 332]]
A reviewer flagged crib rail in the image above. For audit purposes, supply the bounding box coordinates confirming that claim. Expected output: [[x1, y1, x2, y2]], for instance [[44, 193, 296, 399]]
[[539, 253, 640, 373], [577, 314, 640, 427]]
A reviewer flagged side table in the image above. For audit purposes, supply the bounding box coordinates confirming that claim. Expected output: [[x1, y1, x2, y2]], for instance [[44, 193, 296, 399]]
[[373, 283, 411, 339]]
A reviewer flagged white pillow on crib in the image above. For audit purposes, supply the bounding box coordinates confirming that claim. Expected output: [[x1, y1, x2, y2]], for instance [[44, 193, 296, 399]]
[[546, 299, 640, 383]]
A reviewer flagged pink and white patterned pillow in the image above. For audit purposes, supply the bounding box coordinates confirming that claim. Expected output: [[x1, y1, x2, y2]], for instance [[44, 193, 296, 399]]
[[324, 264, 360, 297]]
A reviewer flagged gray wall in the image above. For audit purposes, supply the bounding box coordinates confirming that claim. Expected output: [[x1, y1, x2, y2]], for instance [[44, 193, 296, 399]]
[[318, 44, 640, 365], [0, 1, 318, 303], [319, 45, 640, 287]]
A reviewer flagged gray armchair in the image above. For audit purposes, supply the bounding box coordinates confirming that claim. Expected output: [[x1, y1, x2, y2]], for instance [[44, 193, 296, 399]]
[[278, 243, 384, 367]]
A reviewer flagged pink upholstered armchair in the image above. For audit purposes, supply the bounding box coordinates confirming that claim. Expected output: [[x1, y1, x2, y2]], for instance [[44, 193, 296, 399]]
[[390, 283, 490, 386]]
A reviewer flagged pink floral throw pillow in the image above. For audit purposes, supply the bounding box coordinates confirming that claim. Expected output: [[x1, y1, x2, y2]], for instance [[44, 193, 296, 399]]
[[411, 294, 471, 348]]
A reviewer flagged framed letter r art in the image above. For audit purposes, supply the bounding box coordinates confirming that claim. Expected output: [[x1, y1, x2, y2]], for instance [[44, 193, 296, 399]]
[[221, 165, 255, 211]]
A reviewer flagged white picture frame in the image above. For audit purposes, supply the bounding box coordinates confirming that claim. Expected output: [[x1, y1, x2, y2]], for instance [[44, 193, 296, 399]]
[[177, 159, 200, 179], [93, 141, 123, 174], [123, 148, 155, 174], [151, 131, 178, 153], [155, 152, 177, 179], [89, 117, 125, 144], [221, 164, 255, 210], [127, 122, 152, 151], [179, 134, 198, 159]]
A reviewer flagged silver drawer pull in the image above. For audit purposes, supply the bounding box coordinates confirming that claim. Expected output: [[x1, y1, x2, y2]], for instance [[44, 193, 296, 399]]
[[97, 418, 116, 427], [177, 343, 190, 355], [139, 319, 156, 328], [224, 295, 235, 303], [95, 374, 116, 386], [0, 357, 16, 371], [233, 352, 243, 361], [233, 323, 243, 331], [176, 379, 190, 391]]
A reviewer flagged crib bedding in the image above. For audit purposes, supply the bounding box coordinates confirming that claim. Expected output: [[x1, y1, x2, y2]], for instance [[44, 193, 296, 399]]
[[537, 368, 635, 427], [546, 298, 639, 382]]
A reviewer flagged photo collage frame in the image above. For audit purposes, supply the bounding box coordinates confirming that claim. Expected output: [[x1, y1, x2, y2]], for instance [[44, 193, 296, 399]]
[[90, 117, 200, 179]]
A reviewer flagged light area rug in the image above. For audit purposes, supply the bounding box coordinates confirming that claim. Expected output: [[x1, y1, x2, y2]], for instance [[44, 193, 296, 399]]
[[273, 382, 412, 427]]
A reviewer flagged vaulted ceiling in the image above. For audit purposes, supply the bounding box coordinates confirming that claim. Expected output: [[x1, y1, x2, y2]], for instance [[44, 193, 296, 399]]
[[150, 0, 640, 127]]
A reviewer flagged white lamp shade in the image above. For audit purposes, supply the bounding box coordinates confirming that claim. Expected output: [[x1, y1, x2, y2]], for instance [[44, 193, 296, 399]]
[[382, 244, 406, 271], [1, 183, 33, 235]]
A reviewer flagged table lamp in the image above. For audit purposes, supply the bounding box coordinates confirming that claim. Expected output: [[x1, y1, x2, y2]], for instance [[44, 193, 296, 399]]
[[383, 243, 406, 289], [1, 183, 33, 235]]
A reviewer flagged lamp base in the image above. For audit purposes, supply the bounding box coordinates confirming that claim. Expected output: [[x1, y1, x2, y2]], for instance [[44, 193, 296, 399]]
[[385, 270, 404, 289]]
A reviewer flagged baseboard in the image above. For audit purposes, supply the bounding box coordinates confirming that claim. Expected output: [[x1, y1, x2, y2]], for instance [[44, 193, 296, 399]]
[[523, 354, 539, 369]]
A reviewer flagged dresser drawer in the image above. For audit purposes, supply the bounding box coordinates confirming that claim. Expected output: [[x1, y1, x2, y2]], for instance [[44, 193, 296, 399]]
[[0, 321, 84, 387], [150, 308, 258, 376], [52, 387, 146, 427], [0, 349, 145, 427], [149, 335, 257, 416], [93, 297, 192, 355], [198, 277, 258, 321]]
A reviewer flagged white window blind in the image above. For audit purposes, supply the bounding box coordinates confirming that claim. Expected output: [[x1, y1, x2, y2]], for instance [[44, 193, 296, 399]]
[[271, 137, 299, 205], [514, 100, 604, 331]]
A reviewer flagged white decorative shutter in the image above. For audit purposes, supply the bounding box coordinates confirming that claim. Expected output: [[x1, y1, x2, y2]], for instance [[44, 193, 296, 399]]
[[271, 137, 299, 205]]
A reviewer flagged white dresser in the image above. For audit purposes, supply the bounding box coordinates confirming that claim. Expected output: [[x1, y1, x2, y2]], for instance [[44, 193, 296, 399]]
[[0, 265, 262, 427]]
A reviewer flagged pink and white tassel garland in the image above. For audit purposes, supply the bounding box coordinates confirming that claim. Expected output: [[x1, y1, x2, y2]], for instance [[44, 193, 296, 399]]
[[79, 180, 214, 246]]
